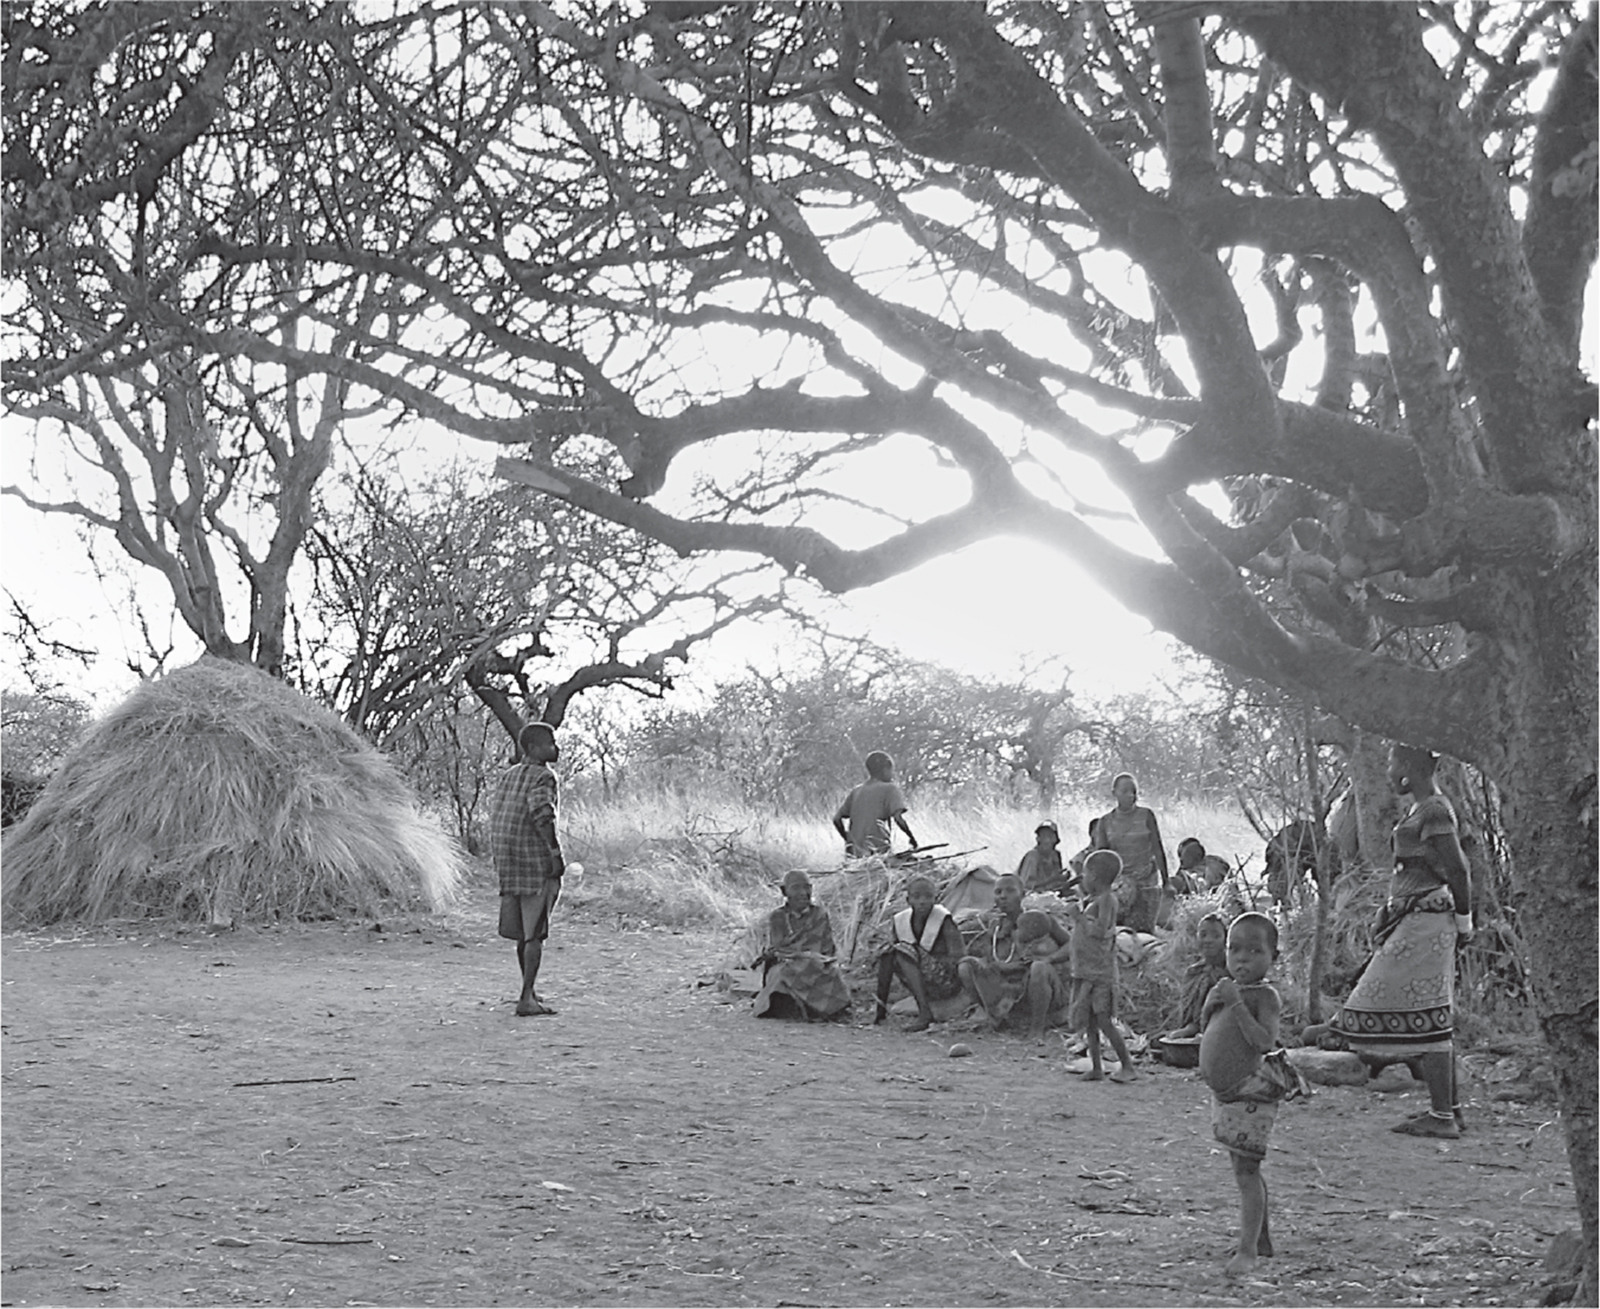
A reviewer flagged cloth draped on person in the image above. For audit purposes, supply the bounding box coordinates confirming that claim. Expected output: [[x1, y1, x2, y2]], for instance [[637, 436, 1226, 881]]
[[490, 759, 561, 946], [1329, 794, 1461, 1056], [489, 760, 559, 895], [1091, 805, 1163, 932], [888, 903, 962, 1001], [966, 910, 1070, 1025], [753, 903, 852, 1020], [1210, 1049, 1311, 1160], [1179, 958, 1230, 1032]]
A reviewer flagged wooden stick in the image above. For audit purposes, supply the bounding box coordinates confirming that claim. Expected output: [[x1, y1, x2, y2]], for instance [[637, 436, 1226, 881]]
[[232, 1075, 355, 1088]]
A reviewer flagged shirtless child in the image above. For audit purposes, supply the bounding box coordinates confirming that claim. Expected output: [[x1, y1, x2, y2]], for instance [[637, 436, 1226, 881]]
[[1067, 850, 1137, 1082], [1200, 912, 1306, 1277]]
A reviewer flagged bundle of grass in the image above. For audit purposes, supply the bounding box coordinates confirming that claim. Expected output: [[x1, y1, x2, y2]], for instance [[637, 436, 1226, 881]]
[[1, 657, 462, 926]]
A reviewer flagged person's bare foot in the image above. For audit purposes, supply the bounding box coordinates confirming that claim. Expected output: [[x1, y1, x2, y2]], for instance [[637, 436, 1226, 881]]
[[906, 1015, 932, 1032], [1391, 1113, 1459, 1139], [1224, 1251, 1257, 1278], [1081, 1068, 1106, 1081], [515, 999, 557, 1017], [1110, 1065, 1138, 1083]]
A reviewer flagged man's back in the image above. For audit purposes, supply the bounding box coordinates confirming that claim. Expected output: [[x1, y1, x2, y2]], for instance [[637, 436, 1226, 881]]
[[839, 778, 907, 854], [491, 760, 558, 894]]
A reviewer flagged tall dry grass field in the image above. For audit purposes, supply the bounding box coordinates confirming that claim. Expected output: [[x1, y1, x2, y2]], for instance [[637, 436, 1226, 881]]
[[554, 785, 1264, 928]]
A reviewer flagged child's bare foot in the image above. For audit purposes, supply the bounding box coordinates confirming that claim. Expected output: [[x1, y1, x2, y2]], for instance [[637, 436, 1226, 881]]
[[1224, 1251, 1257, 1278], [1110, 1065, 1138, 1083], [906, 1014, 932, 1032], [1081, 1068, 1106, 1081], [515, 999, 557, 1017]]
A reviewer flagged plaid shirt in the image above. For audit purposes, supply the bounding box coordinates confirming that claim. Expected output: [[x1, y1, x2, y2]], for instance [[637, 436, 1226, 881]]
[[489, 761, 559, 896]]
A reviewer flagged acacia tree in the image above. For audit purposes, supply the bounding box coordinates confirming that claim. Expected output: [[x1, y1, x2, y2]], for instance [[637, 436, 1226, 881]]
[[5, 0, 1595, 1274], [2, 3, 785, 743], [297, 460, 794, 743], [469, 4, 1598, 1255], [1, 3, 406, 673]]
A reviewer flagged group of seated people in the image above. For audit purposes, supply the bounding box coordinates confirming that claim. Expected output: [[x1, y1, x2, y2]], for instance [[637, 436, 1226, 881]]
[[749, 852, 1235, 1058]]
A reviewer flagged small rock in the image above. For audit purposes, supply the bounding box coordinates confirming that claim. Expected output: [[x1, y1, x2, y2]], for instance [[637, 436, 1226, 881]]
[[1287, 1047, 1368, 1086], [947, 1043, 974, 1059]]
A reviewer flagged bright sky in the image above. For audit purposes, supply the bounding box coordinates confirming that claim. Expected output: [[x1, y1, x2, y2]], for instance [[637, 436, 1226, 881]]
[[0, 437, 1187, 713]]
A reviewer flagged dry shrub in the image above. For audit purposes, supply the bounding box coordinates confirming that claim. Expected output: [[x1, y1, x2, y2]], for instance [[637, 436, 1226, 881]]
[[1, 657, 462, 925]]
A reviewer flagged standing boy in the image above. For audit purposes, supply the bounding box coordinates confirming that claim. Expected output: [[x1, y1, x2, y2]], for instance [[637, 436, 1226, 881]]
[[491, 721, 565, 1017], [834, 751, 918, 857], [1200, 912, 1307, 1277], [1067, 849, 1137, 1082]]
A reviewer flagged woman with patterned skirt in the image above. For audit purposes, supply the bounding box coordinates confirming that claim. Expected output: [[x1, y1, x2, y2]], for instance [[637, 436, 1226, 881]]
[[1329, 744, 1474, 1138]]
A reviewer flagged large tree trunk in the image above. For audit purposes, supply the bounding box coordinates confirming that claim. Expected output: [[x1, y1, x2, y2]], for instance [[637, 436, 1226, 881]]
[[1506, 567, 1599, 1296], [1347, 730, 1399, 873]]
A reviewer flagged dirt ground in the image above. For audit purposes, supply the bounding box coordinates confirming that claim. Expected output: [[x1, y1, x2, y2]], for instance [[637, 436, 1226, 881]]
[[1, 900, 1579, 1309]]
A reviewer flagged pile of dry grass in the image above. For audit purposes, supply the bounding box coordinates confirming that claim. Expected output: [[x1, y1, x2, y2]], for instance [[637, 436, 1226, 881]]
[[1, 658, 462, 925]]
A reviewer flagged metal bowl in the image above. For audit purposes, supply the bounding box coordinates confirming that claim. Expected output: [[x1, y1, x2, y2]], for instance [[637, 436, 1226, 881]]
[[1156, 1035, 1201, 1068]]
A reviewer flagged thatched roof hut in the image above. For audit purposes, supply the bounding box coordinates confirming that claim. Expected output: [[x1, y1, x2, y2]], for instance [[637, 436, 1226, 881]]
[[2, 657, 462, 925]]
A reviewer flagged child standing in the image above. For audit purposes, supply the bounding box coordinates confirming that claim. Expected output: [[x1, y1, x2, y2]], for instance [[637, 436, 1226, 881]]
[[1067, 849, 1137, 1082], [833, 751, 918, 857], [1200, 912, 1307, 1277]]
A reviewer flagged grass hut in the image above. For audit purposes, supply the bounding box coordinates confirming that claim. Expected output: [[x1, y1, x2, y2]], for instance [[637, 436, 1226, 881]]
[[1, 657, 462, 925]]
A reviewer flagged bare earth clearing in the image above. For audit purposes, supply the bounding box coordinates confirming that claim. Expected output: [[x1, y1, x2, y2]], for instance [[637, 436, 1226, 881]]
[[1, 901, 1575, 1308]]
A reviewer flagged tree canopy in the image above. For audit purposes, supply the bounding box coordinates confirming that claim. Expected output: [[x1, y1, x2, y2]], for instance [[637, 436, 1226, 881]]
[[4, 0, 1595, 1279]]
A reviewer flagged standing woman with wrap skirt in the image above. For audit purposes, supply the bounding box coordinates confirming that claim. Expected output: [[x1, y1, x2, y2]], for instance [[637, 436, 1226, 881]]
[[1329, 744, 1474, 1137]]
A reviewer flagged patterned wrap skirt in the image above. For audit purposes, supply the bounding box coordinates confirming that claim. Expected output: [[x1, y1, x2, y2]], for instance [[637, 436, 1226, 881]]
[[1329, 886, 1456, 1056]]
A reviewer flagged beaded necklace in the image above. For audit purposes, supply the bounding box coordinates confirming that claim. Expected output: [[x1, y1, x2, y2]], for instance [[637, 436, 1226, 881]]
[[989, 917, 1019, 964]]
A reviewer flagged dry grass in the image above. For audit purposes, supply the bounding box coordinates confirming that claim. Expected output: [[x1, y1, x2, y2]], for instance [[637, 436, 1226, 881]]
[[550, 789, 1269, 931], [550, 787, 1530, 1038], [1, 657, 463, 925]]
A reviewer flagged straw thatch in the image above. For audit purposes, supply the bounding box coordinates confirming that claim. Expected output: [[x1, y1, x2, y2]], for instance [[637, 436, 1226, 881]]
[[1, 657, 462, 925]]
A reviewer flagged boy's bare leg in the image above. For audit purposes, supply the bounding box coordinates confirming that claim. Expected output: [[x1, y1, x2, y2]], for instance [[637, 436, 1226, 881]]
[[1082, 1024, 1105, 1080], [1257, 1178, 1274, 1256], [897, 960, 935, 1031], [1102, 1017, 1137, 1080], [516, 938, 553, 1016], [873, 954, 896, 1023], [1226, 1153, 1266, 1277], [1021, 963, 1054, 1038]]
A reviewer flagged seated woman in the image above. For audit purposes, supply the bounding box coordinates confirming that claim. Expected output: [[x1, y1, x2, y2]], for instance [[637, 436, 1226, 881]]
[[1016, 821, 1072, 894], [752, 870, 852, 1022], [1165, 912, 1230, 1039], [874, 874, 967, 1031], [957, 873, 1072, 1035]]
